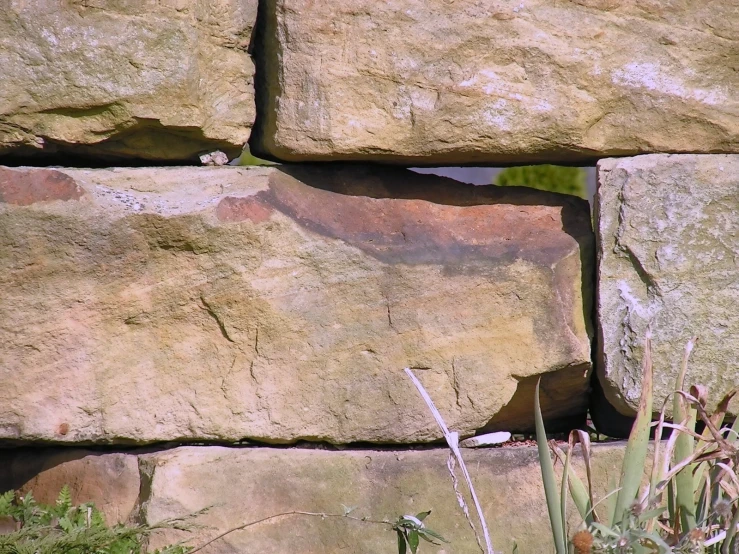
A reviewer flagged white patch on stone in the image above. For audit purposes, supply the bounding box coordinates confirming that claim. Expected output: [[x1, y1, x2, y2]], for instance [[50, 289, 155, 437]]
[[483, 99, 511, 130], [611, 62, 726, 105], [460, 69, 552, 113], [40, 28, 59, 46], [534, 99, 553, 112], [617, 280, 659, 320]]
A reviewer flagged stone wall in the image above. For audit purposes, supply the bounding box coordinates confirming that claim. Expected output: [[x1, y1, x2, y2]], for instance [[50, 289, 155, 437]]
[[0, 1, 736, 552]]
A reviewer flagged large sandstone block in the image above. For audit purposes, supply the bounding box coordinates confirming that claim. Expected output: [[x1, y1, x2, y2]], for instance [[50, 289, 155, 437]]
[[0, 164, 592, 444], [596, 154, 739, 417], [254, 0, 738, 164], [142, 445, 629, 554], [0, 0, 256, 162]]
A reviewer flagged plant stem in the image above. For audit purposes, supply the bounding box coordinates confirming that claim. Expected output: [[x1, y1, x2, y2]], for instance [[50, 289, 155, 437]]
[[188, 511, 391, 554]]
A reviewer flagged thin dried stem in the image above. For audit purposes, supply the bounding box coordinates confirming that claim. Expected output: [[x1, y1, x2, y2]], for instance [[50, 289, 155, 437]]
[[404, 367, 495, 554], [188, 511, 391, 554]]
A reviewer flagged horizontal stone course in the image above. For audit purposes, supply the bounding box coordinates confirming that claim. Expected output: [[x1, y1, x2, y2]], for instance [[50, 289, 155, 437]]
[[0, 0, 256, 162], [0, 444, 630, 553], [0, 164, 593, 444], [254, 0, 738, 164], [596, 154, 739, 417]]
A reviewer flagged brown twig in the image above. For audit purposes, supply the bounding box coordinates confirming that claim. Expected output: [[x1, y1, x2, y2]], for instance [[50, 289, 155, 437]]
[[187, 510, 391, 554]]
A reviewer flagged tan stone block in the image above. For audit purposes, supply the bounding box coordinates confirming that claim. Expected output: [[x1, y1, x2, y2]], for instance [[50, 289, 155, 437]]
[[254, 0, 738, 164], [0, 0, 256, 161], [596, 154, 739, 417], [0, 164, 592, 443]]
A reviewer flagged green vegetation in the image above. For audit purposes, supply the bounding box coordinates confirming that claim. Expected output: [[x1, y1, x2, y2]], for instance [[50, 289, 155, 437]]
[[393, 511, 448, 554], [495, 165, 587, 198], [536, 331, 739, 553], [0, 487, 190, 554], [0, 486, 443, 554], [234, 145, 278, 166]]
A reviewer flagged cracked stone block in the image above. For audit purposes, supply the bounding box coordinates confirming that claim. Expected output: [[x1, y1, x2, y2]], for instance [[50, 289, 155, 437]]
[[253, 0, 739, 164], [0, 164, 592, 444], [0, 0, 256, 162], [0, 448, 140, 525], [596, 154, 739, 417]]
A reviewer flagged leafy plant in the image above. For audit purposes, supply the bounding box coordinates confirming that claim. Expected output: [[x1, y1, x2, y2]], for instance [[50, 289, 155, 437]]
[[0, 486, 191, 554], [536, 330, 739, 553], [184, 506, 446, 554], [0, 488, 444, 554], [393, 511, 449, 554], [495, 165, 587, 198]]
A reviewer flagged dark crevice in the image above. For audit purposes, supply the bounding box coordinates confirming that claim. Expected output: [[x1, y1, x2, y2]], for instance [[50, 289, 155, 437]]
[[130, 457, 155, 526], [0, 435, 591, 457], [620, 243, 662, 296], [0, 152, 203, 168], [247, 0, 274, 161]]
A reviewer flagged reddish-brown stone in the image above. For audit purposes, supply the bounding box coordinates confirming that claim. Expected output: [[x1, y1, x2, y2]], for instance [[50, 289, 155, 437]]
[[0, 167, 84, 205], [260, 165, 588, 270], [0, 449, 140, 525], [215, 194, 274, 223]]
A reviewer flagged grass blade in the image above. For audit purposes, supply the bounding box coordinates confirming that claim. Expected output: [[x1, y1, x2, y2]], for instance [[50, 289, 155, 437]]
[[614, 329, 654, 522], [673, 338, 698, 534], [561, 439, 570, 540], [553, 435, 595, 526], [535, 378, 567, 554]]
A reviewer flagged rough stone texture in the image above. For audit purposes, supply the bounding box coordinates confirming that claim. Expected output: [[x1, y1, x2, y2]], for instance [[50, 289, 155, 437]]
[[0, 444, 631, 553], [0, 0, 256, 162], [143, 445, 627, 554], [596, 154, 739, 417], [0, 449, 140, 524], [254, 0, 739, 164], [0, 164, 592, 444]]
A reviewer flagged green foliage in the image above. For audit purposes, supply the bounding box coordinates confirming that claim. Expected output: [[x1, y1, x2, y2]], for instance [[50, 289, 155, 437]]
[[0, 487, 191, 554], [0, 488, 440, 554], [495, 165, 587, 198], [536, 333, 739, 553], [234, 145, 278, 167], [392, 511, 448, 554]]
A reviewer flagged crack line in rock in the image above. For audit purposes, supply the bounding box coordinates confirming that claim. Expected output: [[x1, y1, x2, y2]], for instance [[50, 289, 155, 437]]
[[199, 294, 235, 343]]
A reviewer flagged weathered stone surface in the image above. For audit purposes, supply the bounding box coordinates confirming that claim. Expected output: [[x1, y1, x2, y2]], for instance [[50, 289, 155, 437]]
[[0, 449, 140, 524], [254, 0, 738, 164], [0, 0, 256, 162], [0, 164, 592, 444], [596, 154, 739, 417], [143, 445, 627, 554]]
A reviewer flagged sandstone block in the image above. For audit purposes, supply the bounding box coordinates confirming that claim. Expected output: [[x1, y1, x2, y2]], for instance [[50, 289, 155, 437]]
[[596, 154, 739, 417], [143, 445, 628, 554], [0, 449, 140, 525], [0, 0, 256, 162], [0, 164, 592, 444], [254, 0, 738, 164]]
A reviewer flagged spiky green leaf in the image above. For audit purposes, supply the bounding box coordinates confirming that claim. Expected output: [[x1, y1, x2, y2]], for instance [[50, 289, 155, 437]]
[[614, 331, 654, 523], [535, 378, 567, 554]]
